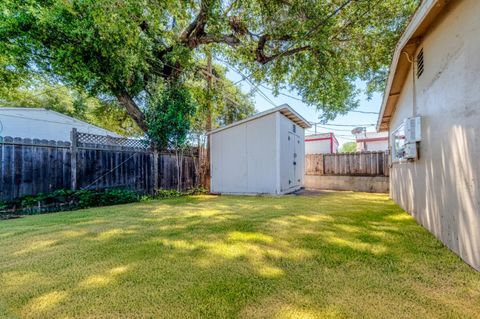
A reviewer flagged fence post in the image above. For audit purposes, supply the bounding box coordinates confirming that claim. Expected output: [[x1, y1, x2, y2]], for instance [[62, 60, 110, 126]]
[[70, 128, 78, 191], [322, 154, 326, 175], [153, 148, 159, 193]]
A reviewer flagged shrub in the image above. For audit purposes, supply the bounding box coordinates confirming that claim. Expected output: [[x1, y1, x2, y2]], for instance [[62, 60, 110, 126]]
[[0, 188, 140, 216], [152, 187, 208, 199], [0, 187, 208, 217], [154, 189, 183, 199]]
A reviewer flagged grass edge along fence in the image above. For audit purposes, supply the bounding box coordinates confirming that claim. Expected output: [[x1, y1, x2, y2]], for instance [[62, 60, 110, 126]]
[[0, 129, 199, 203], [0, 187, 208, 219]]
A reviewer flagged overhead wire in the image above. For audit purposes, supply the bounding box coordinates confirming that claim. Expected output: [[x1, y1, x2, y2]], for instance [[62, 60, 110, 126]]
[[217, 58, 380, 117], [210, 58, 277, 107], [213, 0, 354, 101], [310, 122, 375, 127], [15, 0, 379, 124]]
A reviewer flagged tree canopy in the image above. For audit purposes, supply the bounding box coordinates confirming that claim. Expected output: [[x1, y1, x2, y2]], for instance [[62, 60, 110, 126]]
[[339, 141, 357, 153], [0, 0, 418, 133]]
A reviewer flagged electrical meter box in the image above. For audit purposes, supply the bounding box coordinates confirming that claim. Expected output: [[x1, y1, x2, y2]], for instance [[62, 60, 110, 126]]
[[404, 117, 421, 143], [404, 142, 417, 159]]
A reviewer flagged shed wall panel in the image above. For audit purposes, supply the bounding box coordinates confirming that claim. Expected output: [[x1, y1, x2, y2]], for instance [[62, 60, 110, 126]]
[[246, 114, 277, 194], [211, 112, 297, 195]]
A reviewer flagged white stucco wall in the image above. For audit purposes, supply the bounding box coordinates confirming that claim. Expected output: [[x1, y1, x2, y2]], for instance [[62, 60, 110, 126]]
[[355, 132, 388, 152], [364, 140, 388, 152], [0, 108, 119, 141], [389, 0, 480, 270], [305, 133, 337, 154]]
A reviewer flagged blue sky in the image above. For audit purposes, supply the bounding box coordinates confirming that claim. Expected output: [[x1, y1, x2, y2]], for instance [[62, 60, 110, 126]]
[[225, 69, 382, 147]]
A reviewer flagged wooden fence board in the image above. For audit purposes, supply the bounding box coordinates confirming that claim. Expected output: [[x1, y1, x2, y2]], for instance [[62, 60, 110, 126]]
[[0, 135, 198, 202], [305, 151, 389, 177]]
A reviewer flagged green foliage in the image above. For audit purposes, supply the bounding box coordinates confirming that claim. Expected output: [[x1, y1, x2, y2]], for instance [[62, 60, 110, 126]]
[[189, 61, 256, 135], [145, 84, 197, 148], [75, 189, 140, 208], [0, 76, 143, 136], [146, 187, 208, 201], [0, 187, 208, 217], [1, 188, 141, 216], [0, 0, 419, 128], [339, 141, 357, 153], [153, 189, 184, 199]]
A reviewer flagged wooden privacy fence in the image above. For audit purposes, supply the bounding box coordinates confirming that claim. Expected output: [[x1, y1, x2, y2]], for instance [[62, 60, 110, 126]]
[[305, 152, 389, 176], [0, 130, 198, 202]]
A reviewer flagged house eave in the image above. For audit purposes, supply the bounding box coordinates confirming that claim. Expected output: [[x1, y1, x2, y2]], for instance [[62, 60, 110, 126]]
[[377, 0, 450, 132]]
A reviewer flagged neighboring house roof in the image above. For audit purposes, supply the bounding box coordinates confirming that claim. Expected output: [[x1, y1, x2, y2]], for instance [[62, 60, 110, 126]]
[[377, 0, 449, 131], [0, 107, 120, 138], [208, 104, 311, 135]]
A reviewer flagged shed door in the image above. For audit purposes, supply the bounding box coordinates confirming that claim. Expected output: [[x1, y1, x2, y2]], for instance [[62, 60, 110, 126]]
[[294, 134, 301, 186], [288, 132, 300, 189]]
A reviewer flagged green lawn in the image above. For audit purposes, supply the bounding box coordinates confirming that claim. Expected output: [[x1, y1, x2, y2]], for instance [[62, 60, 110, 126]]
[[0, 192, 479, 319]]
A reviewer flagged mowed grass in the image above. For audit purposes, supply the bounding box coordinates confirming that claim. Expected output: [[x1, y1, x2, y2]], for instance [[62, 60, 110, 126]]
[[0, 192, 479, 319]]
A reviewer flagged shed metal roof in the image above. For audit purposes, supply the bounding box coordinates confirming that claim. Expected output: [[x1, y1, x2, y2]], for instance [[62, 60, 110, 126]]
[[208, 104, 311, 135]]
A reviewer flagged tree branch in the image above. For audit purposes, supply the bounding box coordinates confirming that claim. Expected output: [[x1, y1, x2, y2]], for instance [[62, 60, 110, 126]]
[[196, 34, 241, 46], [255, 34, 310, 64], [116, 91, 148, 133], [179, 0, 211, 47]]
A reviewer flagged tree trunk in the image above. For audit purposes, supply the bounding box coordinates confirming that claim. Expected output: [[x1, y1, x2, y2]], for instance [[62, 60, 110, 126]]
[[175, 147, 184, 192], [116, 91, 149, 133], [204, 50, 213, 191]]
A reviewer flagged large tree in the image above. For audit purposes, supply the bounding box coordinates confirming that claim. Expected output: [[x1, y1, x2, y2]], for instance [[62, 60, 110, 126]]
[[0, 0, 418, 133]]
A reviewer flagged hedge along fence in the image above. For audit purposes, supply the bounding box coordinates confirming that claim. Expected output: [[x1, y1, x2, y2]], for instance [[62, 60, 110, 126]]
[[0, 130, 198, 202]]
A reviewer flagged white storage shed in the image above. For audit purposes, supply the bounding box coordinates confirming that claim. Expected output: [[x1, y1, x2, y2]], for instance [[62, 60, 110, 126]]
[[209, 104, 311, 195]]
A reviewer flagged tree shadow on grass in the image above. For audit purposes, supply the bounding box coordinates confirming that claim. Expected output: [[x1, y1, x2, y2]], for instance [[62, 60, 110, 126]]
[[1, 193, 479, 318]]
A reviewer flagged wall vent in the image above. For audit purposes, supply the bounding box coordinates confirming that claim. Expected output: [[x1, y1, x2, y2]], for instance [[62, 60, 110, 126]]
[[416, 48, 424, 78]]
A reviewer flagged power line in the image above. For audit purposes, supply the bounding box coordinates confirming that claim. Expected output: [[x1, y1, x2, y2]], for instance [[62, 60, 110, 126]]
[[219, 58, 380, 116], [212, 58, 277, 107], [271, 0, 354, 62], [258, 83, 379, 114], [310, 122, 375, 127], [350, 110, 379, 115], [164, 60, 277, 108], [217, 1, 354, 90], [315, 125, 355, 132]]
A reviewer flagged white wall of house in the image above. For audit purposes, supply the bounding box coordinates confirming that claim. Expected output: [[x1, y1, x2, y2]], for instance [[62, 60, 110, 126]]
[[388, 0, 480, 270], [355, 132, 389, 152], [210, 107, 307, 195], [305, 133, 338, 154], [362, 140, 388, 152], [0, 108, 119, 141]]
